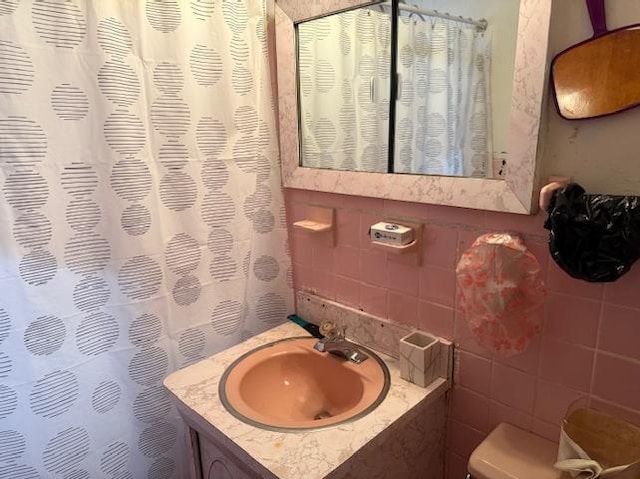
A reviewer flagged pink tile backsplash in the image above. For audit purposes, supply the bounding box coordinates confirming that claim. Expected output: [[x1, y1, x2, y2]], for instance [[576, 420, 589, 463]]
[[423, 225, 459, 268], [532, 418, 561, 443], [488, 400, 533, 432], [334, 275, 360, 309], [491, 363, 537, 414], [308, 268, 334, 300], [604, 264, 640, 309], [290, 232, 312, 265], [451, 386, 491, 433], [388, 291, 419, 327], [419, 264, 456, 307], [359, 283, 388, 318], [419, 300, 455, 340], [534, 379, 584, 425], [383, 198, 430, 220], [599, 304, 640, 361], [336, 209, 362, 248], [293, 263, 313, 290], [359, 250, 387, 288], [493, 334, 541, 375], [547, 261, 604, 299], [334, 246, 360, 279], [446, 451, 469, 479], [285, 188, 640, 464], [454, 314, 493, 359], [388, 260, 420, 296], [592, 353, 640, 411], [483, 210, 549, 236], [539, 338, 595, 392], [456, 350, 492, 396], [544, 293, 601, 347], [448, 419, 486, 460], [312, 243, 334, 272]]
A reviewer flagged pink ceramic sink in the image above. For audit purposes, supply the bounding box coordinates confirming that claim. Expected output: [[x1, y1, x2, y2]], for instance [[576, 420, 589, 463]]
[[219, 337, 390, 431]]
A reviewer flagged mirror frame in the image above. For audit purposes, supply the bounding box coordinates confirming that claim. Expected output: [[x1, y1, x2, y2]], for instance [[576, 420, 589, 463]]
[[275, 0, 552, 214]]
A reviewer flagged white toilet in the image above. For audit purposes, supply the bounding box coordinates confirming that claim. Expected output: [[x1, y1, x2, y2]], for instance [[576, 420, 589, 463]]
[[466, 423, 563, 479]]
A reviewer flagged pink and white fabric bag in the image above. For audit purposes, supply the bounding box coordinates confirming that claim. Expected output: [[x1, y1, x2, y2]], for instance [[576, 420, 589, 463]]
[[456, 233, 547, 356]]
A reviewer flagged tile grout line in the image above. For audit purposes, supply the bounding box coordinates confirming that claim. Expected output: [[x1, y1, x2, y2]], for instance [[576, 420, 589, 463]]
[[590, 394, 640, 417], [587, 285, 607, 408], [531, 305, 548, 428], [595, 349, 640, 366]]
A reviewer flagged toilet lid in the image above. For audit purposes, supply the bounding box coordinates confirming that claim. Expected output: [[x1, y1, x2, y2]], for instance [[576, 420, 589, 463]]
[[468, 423, 562, 479]]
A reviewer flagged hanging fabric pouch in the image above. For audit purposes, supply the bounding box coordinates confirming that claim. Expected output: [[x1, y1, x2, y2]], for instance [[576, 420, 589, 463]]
[[544, 183, 640, 282], [456, 233, 546, 357]]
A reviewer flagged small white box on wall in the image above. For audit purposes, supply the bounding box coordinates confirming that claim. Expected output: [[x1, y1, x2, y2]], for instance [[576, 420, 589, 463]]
[[369, 222, 414, 246]]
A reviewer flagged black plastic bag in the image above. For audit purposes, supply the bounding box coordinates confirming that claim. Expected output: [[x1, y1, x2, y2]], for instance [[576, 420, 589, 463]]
[[544, 183, 640, 282]]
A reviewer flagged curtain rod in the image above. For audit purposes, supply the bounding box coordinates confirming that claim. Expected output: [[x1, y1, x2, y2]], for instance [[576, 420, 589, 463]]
[[377, 1, 488, 31]]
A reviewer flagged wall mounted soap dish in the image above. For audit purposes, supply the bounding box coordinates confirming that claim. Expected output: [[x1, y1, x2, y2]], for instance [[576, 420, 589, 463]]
[[293, 205, 335, 246], [369, 220, 423, 264], [370, 239, 419, 254]]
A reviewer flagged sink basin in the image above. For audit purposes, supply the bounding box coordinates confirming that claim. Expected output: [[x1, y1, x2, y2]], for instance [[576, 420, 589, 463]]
[[219, 337, 390, 431]]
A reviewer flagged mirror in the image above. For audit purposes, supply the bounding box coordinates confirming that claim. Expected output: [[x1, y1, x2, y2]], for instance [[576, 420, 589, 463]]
[[393, 0, 520, 179], [297, 6, 392, 173], [276, 0, 552, 214], [552, 0, 640, 120], [296, 1, 521, 179]]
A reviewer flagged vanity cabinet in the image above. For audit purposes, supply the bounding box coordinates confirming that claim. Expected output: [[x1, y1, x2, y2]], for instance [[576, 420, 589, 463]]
[[164, 322, 451, 479], [186, 425, 270, 479], [196, 431, 258, 479], [179, 394, 447, 479]]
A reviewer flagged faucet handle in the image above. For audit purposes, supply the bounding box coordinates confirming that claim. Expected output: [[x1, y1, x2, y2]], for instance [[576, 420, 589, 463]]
[[319, 321, 347, 341], [320, 321, 337, 338]]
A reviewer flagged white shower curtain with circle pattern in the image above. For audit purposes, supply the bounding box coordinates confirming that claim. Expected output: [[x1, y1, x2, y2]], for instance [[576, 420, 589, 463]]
[[0, 0, 292, 477], [394, 16, 492, 177]]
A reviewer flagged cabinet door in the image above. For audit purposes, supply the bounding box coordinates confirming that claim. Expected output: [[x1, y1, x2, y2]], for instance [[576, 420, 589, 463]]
[[198, 434, 258, 479]]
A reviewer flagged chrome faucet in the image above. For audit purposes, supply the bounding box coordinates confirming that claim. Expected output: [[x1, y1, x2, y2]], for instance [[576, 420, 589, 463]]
[[313, 322, 369, 364]]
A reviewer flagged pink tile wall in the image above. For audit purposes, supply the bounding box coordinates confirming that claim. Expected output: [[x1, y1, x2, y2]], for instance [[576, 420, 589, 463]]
[[285, 188, 640, 475]]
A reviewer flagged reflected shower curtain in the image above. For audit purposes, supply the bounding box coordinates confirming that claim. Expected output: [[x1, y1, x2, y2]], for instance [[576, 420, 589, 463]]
[[0, 1, 292, 477], [395, 16, 492, 177], [298, 8, 391, 172]]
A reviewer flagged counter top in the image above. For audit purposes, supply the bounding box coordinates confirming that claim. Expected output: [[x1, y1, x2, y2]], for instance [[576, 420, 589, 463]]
[[164, 322, 449, 479]]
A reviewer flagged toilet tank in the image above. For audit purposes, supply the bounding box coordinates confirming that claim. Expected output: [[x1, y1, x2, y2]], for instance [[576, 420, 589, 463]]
[[467, 423, 563, 479]]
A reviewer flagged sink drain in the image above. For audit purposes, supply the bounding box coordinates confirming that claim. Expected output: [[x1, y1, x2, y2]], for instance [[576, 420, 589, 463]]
[[313, 410, 333, 420]]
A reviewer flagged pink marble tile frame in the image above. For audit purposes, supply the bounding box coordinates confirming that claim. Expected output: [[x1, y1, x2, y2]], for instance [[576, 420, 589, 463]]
[[275, 0, 552, 214]]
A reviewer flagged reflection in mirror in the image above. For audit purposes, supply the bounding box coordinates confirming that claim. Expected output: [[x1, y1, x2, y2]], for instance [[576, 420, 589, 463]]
[[297, 5, 392, 173], [393, 0, 520, 179]]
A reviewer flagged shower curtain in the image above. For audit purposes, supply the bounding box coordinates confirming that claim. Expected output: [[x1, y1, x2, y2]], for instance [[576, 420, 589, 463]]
[[298, 7, 391, 173], [395, 15, 492, 177], [0, 1, 292, 478]]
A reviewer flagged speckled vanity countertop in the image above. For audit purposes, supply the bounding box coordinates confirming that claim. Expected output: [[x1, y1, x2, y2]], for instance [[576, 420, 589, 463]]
[[164, 322, 449, 479]]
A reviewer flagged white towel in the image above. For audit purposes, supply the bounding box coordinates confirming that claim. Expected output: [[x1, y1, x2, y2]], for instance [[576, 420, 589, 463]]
[[555, 429, 640, 479]]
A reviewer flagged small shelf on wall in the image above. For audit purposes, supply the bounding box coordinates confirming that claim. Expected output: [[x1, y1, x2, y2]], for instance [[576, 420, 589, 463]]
[[293, 205, 335, 246], [370, 239, 419, 255], [293, 219, 332, 233]]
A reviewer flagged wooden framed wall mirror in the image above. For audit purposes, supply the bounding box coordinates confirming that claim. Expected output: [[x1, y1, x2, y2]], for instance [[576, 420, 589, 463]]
[[275, 0, 552, 214]]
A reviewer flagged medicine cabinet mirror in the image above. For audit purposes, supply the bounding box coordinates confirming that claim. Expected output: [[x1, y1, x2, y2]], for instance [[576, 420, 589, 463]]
[[276, 0, 552, 214]]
